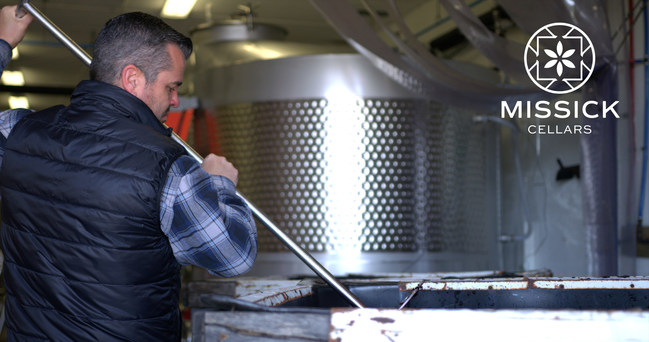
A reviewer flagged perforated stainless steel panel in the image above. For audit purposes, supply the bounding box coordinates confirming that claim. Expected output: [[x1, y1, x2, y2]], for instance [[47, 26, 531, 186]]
[[213, 99, 418, 253], [193, 53, 498, 272], [418, 105, 490, 253], [208, 99, 491, 255]]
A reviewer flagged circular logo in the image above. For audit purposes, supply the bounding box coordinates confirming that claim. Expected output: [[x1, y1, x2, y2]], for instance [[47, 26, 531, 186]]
[[524, 22, 596, 95]]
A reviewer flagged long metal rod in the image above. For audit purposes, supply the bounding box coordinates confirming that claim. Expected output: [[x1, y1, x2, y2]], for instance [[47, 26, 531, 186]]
[[175, 138, 367, 308], [16, 0, 365, 308], [17, 1, 91, 66]]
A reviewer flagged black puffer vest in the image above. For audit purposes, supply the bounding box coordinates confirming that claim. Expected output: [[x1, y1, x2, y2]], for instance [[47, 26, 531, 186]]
[[0, 80, 186, 341]]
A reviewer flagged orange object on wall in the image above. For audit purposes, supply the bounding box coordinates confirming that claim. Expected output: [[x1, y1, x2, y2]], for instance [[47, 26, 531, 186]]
[[166, 108, 194, 141], [192, 108, 221, 156]]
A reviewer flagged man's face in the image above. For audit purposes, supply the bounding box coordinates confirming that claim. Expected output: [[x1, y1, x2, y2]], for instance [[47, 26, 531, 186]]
[[140, 44, 186, 122]]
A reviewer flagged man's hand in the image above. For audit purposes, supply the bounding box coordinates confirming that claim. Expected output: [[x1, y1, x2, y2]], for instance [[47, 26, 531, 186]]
[[0, 5, 32, 48], [201, 154, 239, 186]]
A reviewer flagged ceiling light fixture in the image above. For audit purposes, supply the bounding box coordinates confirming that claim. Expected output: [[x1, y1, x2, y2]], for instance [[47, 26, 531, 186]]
[[161, 0, 198, 19], [1, 70, 25, 86], [11, 47, 18, 60], [8, 96, 29, 109]]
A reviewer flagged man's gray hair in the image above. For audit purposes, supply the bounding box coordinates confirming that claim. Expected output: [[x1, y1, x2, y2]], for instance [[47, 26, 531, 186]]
[[90, 12, 192, 85]]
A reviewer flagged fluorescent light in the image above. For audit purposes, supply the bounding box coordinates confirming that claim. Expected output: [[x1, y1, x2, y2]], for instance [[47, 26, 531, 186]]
[[161, 0, 197, 18], [8, 96, 29, 109], [1, 70, 24, 86], [11, 47, 18, 60]]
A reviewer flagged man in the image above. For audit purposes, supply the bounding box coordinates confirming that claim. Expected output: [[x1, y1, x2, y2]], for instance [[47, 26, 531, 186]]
[[0, 6, 257, 341]]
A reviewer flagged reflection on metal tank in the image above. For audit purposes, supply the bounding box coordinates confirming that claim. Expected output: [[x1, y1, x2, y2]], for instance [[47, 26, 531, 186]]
[[191, 23, 499, 276]]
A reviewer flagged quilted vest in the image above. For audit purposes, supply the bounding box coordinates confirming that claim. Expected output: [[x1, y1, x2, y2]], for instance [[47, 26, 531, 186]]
[[0, 80, 186, 341]]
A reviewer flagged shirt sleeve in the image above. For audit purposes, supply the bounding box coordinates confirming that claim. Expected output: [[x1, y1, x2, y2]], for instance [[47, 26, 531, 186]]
[[0, 39, 13, 73], [160, 155, 258, 277], [0, 41, 39, 200], [0, 38, 32, 143]]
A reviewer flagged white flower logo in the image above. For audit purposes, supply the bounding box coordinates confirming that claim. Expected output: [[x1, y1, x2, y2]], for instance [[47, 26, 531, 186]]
[[524, 22, 595, 94], [544, 41, 575, 76]]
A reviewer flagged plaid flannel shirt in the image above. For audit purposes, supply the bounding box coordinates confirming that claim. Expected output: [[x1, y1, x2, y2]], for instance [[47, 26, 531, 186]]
[[0, 41, 257, 277]]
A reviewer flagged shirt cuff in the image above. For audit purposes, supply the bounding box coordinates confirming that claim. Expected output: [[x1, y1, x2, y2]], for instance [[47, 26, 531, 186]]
[[211, 174, 236, 194], [0, 39, 12, 72]]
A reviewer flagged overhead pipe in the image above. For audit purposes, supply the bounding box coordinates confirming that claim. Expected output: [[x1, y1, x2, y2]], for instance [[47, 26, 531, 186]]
[[15, 0, 365, 309]]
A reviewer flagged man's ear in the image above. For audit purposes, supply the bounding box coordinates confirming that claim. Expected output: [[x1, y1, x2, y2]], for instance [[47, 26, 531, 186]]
[[120, 64, 144, 96]]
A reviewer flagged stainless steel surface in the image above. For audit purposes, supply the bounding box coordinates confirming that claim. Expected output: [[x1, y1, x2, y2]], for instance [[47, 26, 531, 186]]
[[233, 190, 367, 308], [307, 0, 541, 111], [172, 134, 366, 308], [193, 51, 499, 274], [210, 96, 493, 253], [194, 54, 415, 108], [214, 97, 419, 254], [191, 22, 288, 43], [190, 21, 354, 67], [22, 0, 365, 308]]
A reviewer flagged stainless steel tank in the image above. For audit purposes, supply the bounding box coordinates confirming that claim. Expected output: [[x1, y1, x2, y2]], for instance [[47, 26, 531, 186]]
[[191, 22, 500, 276]]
